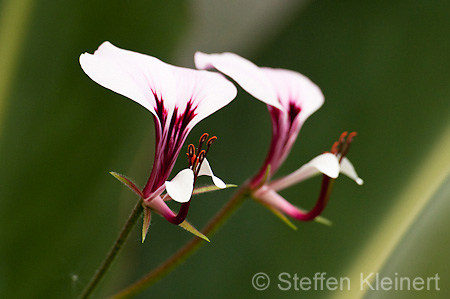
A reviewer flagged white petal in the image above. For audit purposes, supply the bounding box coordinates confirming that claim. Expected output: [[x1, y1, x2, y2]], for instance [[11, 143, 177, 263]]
[[260, 68, 324, 124], [194, 52, 283, 110], [79, 41, 176, 118], [340, 157, 364, 185], [198, 158, 226, 189], [80, 42, 237, 129], [269, 153, 340, 192], [171, 66, 237, 128], [165, 169, 195, 203]]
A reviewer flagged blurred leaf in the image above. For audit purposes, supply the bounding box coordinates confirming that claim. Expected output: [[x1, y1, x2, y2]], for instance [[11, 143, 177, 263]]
[[0, 1, 188, 298], [0, 0, 34, 135], [332, 120, 450, 299]]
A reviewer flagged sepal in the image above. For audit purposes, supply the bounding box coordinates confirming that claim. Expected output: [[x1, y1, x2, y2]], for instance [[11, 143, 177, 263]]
[[110, 172, 143, 198], [179, 220, 210, 242], [192, 184, 237, 195], [142, 207, 152, 243]]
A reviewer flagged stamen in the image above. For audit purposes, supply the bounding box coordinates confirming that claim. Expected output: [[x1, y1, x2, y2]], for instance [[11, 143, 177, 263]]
[[330, 141, 340, 155], [197, 150, 206, 167], [185, 133, 217, 179], [340, 131, 357, 161], [197, 133, 209, 153], [205, 136, 217, 157], [207, 136, 217, 147], [187, 144, 196, 167], [347, 131, 357, 143], [199, 133, 209, 144], [292, 131, 358, 222], [339, 131, 348, 145], [329, 131, 357, 161], [173, 133, 217, 225], [187, 143, 195, 157]]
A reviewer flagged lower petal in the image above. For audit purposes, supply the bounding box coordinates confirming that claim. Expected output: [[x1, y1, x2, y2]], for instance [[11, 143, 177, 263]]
[[269, 153, 340, 192], [165, 168, 195, 203], [340, 157, 364, 185], [198, 158, 227, 188]]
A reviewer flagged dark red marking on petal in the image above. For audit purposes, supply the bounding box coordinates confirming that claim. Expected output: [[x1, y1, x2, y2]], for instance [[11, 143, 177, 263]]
[[288, 102, 302, 126], [143, 98, 199, 197], [153, 90, 168, 128], [250, 100, 304, 188]]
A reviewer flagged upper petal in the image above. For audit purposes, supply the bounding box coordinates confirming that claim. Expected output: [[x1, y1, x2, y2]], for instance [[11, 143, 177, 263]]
[[79, 41, 176, 118], [80, 42, 237, 129], [261, 67, 324, 124], [198, 158, 227, 189], [170, 66, 237, 129], [194, 52, 283, 110], [269, 153, 340, 192], [165, 168, 195, 203]]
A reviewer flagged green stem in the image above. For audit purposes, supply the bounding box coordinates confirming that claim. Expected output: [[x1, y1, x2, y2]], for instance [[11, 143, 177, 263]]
[[79, 199, 144, 299], [109, 185, 251, 299]]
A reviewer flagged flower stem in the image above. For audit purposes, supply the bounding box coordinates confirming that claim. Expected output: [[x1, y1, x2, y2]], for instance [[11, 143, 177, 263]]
[[79, 199, 144, 299], [109, 185, 251, 299]]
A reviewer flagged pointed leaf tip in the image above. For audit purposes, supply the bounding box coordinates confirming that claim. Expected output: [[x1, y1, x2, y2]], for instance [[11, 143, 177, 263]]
[[110, 172, 143, 198], [179, 221, 210, 242], [192, 184, 238, 195], [142, 207, 152, 243]]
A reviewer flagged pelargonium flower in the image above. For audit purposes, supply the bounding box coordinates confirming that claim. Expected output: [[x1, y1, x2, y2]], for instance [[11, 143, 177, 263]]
[[79, 42, 236, 238], [195, 52, 362, 225]]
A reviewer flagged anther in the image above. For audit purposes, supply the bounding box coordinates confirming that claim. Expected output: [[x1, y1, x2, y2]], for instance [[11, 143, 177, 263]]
[[188, 144, 196, 157], [330, 141, 340, 155], [340, 131, 357, 160], [207, 136, 217, 147], [185, 133, 218, 178], [338, 131, 348, 146], [199, 133, 209, 145], [329, 131, 357, 161], [347, 131, 357, 144], [187, 144, 196, 167], [197, 133, 209, 153], [205, 136, 217, 155]]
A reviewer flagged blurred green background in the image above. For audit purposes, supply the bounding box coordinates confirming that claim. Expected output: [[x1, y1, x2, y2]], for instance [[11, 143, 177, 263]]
[[1, 0, 449, 298]]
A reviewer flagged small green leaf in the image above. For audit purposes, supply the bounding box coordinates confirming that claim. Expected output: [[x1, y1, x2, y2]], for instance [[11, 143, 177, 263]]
[[110, 172, 143, 198], [142, 207, 152, 243], [192, 184, 237, 195], [179, 220, 210, 242]]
